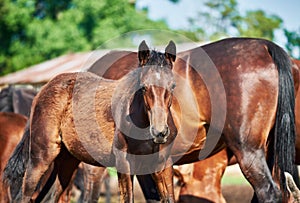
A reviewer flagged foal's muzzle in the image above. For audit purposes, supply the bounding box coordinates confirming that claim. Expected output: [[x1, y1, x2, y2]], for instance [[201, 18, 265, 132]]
[[150, 125, 170, 144]]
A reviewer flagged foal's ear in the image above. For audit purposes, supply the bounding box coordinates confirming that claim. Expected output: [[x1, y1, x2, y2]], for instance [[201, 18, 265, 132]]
[[165, 40, 176, 63], [138, 40, 150, 66]]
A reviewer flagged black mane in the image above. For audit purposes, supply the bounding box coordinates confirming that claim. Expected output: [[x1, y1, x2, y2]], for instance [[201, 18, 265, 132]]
[[147, 50, 169, 67]]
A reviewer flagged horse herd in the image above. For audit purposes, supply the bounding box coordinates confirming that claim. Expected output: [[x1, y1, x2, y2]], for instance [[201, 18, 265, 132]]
[[1, 37, 300, 203]]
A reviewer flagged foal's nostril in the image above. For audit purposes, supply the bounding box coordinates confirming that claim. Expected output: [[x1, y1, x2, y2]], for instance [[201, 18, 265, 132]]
[[161, 126, 169, 136], [151, 125, 170, 144], [151, 125, 169, 137]]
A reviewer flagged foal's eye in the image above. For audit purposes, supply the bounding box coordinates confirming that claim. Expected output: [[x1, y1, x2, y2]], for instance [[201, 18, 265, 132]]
[[171, 83, 176, 91]]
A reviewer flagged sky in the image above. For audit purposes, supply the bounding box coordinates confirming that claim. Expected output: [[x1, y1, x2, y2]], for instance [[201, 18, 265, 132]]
[[136, 0, 300, 47]]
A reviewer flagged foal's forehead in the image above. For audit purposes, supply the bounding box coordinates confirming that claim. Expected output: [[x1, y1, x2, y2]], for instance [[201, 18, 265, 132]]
[[141, 66, 174, 87], [140, 50, 174, 87]]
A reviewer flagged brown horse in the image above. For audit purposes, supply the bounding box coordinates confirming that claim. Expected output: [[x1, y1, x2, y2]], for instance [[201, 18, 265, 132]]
[[294, 59, 300, 164], [0, 76, 159, 202], [172, 58, 300, 203], [0, 112, 27, 202], [4, 41, 178, 202], [89, 37, 298, 202]]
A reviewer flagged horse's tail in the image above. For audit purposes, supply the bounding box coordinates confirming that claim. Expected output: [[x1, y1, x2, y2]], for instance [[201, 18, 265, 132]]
[[266, 40, 299, 200], [3, 123, 30, 199]]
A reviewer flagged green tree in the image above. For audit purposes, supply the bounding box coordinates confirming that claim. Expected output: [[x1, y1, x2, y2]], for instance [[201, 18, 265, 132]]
[[189, 0, 241, 40], [236, 10, 282, 40], [284, 29, 300, 59], [0, 0, 35, 74], [34, 0, 72, 19], [188, 0, 282, 41], [0, 0, 171, 76]]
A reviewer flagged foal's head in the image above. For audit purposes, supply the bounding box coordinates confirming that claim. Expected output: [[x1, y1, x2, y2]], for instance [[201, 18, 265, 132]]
[[138, 40, 176, 144]]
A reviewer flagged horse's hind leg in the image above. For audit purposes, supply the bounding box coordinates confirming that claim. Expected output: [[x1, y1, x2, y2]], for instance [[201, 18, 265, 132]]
[[34, 148, 80, 203], [55, 148, 80, 202], [21, 124, 62, 202], [229, 145, 281, 202]]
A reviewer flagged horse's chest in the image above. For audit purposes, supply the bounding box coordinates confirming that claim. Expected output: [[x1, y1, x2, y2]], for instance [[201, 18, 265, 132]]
[[127, 139, 154, 154]]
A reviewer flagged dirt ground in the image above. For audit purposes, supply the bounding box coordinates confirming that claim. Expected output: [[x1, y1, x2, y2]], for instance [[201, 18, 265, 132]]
[[221, 164, 254, 203], [69, 164, 254, 203], [96, 184, 254, 203], [222, 184, 253, 203], [94, 164, 254, 203]]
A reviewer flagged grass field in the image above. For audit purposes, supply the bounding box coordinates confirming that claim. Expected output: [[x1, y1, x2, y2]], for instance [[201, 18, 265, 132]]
[[221, 164, 250, 185]]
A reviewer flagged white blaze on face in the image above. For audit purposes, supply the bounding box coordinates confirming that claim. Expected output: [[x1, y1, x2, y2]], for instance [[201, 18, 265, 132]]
[[150, 87, 168, 133], [155, 72, 161, 80]]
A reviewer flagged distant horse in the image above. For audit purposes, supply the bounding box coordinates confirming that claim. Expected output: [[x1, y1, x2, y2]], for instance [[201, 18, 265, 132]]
[[0, 112, 27, 202], [88, 37, 298, 202], [173, 149, 229, 203], [72, 163, 109, 203], [4, 41, 178, 202], [0, 85, 36, 117]]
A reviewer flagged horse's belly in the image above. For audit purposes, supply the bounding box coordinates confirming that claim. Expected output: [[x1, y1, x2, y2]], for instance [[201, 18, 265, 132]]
[[171, 121, 206, 155], [171, 123, 226, 165], [65, 136, 114, 166], [61, 119, 115, 167]]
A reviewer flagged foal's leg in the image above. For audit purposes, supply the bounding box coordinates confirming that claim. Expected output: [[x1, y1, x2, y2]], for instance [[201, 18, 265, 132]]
[[152, 165, 175, 203], [21, 124, 62, 202], [115, 150, 134, 202], [114, 131, 134, 203], [117, 172, 134, 203]]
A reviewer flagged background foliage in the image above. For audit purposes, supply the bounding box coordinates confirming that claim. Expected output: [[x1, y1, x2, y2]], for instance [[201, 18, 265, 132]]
[[0, 0, 299, 75]]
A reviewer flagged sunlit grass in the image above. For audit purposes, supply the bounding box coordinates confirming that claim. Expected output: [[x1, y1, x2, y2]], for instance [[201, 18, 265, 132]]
[[107, 167, 117, 177], [221, 165, 251, 186], [221, 175, 250, 185]]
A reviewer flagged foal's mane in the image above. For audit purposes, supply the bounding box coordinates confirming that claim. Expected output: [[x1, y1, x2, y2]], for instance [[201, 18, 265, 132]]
[[147, 50, 169, 67], [116, 49, 168, 94]]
